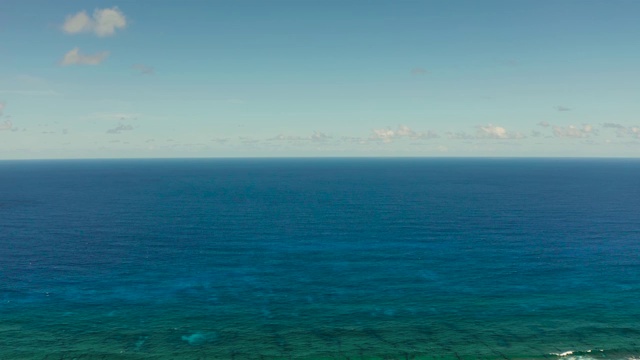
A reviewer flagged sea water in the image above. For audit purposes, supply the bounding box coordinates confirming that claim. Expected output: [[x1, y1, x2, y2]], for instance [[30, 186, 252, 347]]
[[1, 158, 639, 359]]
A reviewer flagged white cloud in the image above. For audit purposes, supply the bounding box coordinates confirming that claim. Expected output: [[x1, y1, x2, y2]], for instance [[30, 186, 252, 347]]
[[62, 7, 127, 37], [552, 124, 593, 138], [371, 125, 438, 143], [476, 124, 524, 139], [62, 11, 92, 34], [61, 48, 109, 66], [0, 102, 4, 116]]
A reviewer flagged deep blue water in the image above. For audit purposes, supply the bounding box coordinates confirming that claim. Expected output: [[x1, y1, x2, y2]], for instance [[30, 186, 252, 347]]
[[1, 158, 639, 359]]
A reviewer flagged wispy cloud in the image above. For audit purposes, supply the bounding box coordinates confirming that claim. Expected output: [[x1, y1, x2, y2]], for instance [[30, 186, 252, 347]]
[[411, 67, 428, 75], [552, 124, 593, 138], [310, 131, 331, 142], [0, 120, 12, 131], [555, 106, 571, 112], [269, 131, 332, 142], [0, 102, 14, 132], [476, 124, 524, 139], [0, 90, 62, 96], [339, 136, 368, 145], [106, 124, 134, 134], [211, 137, 229, 144], [132, 64, 154, 75], [371, 125, 438, 143], [239, 136, 260, 145], [13, 74, 51, 88], [601, 123, 640, 139], [62, 7, 127, 37], [1, 76, 62, 96], [602, 123, 626, 130], [446, 131, 475, 140], [60, 48, 109, 66], [87, 113, 139, 121]]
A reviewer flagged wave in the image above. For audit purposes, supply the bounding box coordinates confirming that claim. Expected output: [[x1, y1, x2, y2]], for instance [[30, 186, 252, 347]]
[[549, 348, 640, 360]]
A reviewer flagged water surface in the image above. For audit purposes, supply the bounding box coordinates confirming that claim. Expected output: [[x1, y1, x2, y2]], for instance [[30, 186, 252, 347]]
[[1, 158, 639, 359]]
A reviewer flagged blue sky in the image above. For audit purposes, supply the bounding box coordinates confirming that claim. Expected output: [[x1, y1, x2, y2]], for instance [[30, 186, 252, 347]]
[[1, 0, 640, 158]]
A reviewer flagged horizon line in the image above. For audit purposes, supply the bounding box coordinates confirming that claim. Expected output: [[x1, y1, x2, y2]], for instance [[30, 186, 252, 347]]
[[2, 155, 640, 162]]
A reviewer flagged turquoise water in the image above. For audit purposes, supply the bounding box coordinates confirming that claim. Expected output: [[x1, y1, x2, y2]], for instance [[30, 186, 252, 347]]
[[1, 158, 639, 359]]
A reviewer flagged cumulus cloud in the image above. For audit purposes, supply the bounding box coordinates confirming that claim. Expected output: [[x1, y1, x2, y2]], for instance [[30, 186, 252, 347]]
[[552, 124, 593, 138], [537, 121, 550, 128], [445, 125, 524, 140], [476, 124, 524, 139], [370, 125, 438, 143], [132, 64, 154, 75], [106, 124, 133, 134], [60, 48, 109, 66], [62, 7, 127, 37]]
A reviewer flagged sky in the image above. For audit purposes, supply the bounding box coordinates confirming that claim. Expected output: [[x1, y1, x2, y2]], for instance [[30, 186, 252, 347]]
[[1, 0, 640, 159]]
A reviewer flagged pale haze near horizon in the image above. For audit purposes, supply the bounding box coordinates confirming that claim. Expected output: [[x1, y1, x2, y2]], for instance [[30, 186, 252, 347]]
[[1, 0, 640, 159]]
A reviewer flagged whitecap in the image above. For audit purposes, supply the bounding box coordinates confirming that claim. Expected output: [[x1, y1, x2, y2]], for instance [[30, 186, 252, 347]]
[[551, 351, 574, 357]]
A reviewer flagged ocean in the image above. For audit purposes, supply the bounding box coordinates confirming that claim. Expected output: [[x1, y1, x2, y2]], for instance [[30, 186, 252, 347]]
[[1, 158, 639, 359]]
